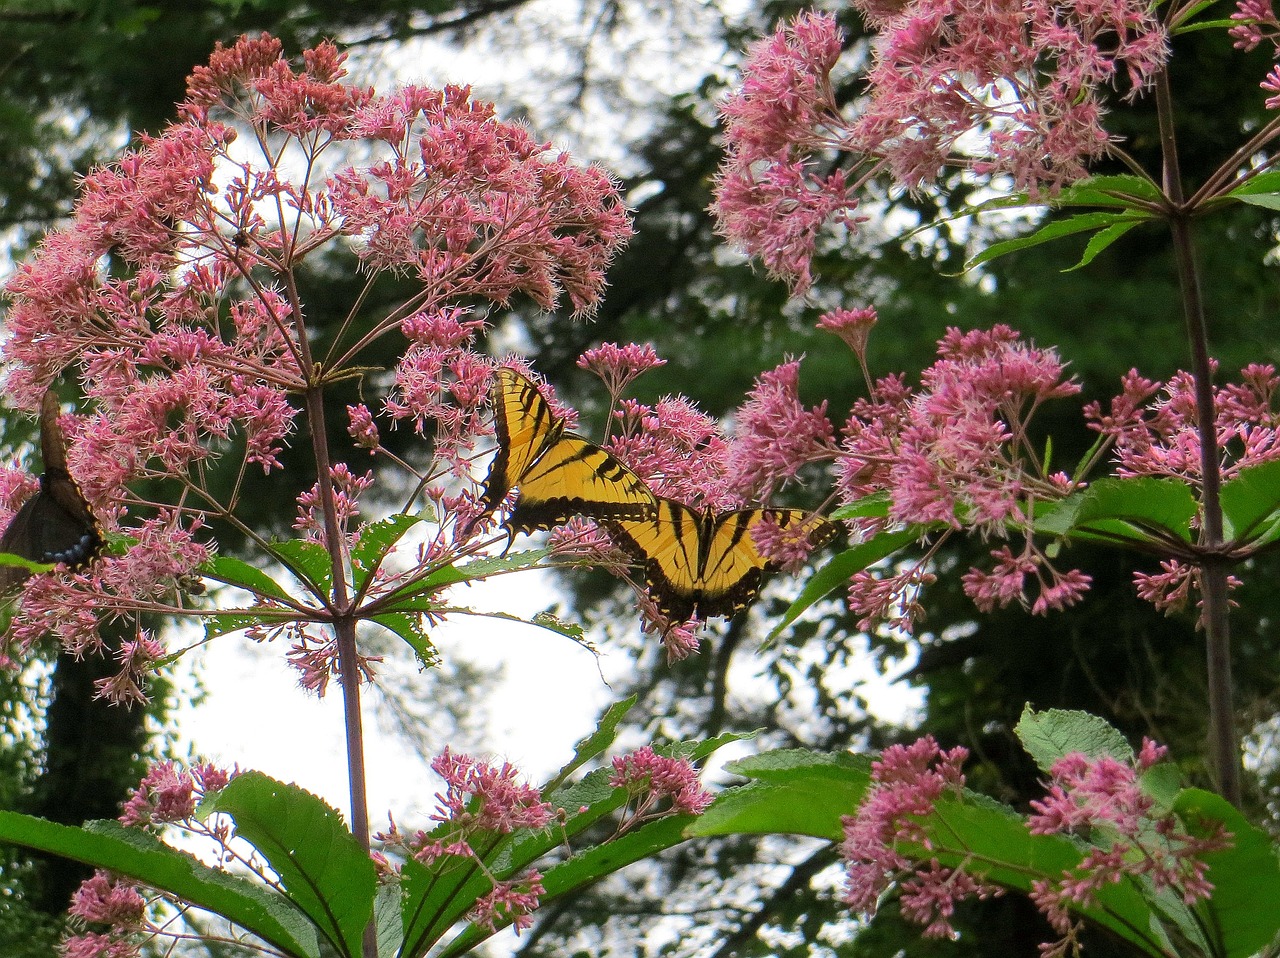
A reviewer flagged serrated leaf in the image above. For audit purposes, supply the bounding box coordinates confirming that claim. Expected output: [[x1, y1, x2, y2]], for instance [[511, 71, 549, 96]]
[[1033, 477, 1198, 545], [369, 611, 437, 665], [0, 812, 319, 957], [965, 211, 1149, 271], [1220, 459, 1280, 544], [351, 513, 429, 588], [436, 816, 694, 958], [203, 611, 284, 641], [1064, 218, 1143, 271], [1054, 174, 1162, 204], [274, 540, 334, 595], [1015, 706, 1133, 774], [415, 548, 549, 591], [199, 772, 375, 958], [374, 881, 405, 958], [204, 555, 295, 602], [1234, 193, 1280, 211], [1176, 789, 1280, 958], [769, 528, 922, 639], [691, 750, 872, 840]]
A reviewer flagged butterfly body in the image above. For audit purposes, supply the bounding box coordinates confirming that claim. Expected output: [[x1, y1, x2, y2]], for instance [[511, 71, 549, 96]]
[[605, 499, 836, 623], [480, 369, 655, 536], [0, 391, 103, 591]]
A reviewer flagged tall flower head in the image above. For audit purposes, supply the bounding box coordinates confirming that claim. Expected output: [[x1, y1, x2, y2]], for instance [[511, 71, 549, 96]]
[[0, 33, 632, 697]]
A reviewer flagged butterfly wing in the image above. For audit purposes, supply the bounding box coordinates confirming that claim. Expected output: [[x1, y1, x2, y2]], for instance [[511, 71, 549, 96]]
[[0, 392, 103, 592], [480, 369, 655, 536], [607, 502, 834, 622]]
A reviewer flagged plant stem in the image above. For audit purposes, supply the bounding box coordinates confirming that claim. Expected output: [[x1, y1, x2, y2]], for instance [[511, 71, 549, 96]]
[[300, 380, 377, 957], [1155, 70, 1241, 804]]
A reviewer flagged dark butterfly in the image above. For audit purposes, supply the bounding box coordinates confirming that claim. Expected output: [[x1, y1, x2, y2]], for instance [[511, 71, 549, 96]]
[[0, 390, 103, 591]]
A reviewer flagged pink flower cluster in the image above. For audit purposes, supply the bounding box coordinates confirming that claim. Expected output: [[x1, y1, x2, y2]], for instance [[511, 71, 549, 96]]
[[835, 325, 1086, 629], [1026, 741, 1229, 956], [62, 872, 150, 958], [714, 4, 1168, 291], [609, 745, 714, 820], [379, 749, 553, 934], [118, 760, 234, 828], [841, 737, 1001, 938]]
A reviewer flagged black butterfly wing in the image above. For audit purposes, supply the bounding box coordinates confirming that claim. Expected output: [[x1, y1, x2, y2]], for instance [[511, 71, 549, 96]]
[[0, 392, 104, 592]]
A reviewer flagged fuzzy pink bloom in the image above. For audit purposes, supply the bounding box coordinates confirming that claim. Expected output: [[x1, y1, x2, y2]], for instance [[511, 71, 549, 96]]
[[610, 745, 714, 817], [467, 870, 545, 933], [68, 872, 146, 926], [577, 342, 666, 398], [1026, 741, 1229, 954], [713, 3, 1168, 291], [816, 306, 878, 357], [1, 33, 631, 692], [431, 748, 553, 835], [118, 760, 235, 827], [61, 933, 139, 958], [841, 737, 998, 937], [607, 396, 738, 509], [727, 360, 836, 500]]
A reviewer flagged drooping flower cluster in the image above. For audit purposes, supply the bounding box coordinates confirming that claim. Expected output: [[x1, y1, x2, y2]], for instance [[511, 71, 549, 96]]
[[713, 5, 1169, 291], [0, 32, 630, 698], [1026, 740, 1229, 957], [841, 737, 1001, 938]]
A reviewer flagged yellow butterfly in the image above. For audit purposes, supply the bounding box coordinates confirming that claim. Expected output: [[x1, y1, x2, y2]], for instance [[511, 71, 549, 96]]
[[478, 368, 656, 536], [603, 498, 836, 622]]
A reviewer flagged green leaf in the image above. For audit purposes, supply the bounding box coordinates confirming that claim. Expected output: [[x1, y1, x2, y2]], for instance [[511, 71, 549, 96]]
[[544, 696, 637, 793], [1220, 459, 1280, 544], [1176, 789, 1280, 958], [274, 540, 334, 595], [769, 528, 921, 639], [965, 212, 1151, 272], [1033, 477, 1198, 546], [204, 555, 295, 602], [1015, 706, 1133, 774], [374, 881, 405, 958], [689, 750, 872, 841], [1234, 192, 1280, 211], [351, 513, 429, 590], [0, 812, 319, 957], [1064, 219, 1142, 271], [369, 611, 437, 665], [1052, 174, 1163, 206], [199, 772, 375, 958], [1228, 169, 1280, 197], [829, 493, 891, 520]]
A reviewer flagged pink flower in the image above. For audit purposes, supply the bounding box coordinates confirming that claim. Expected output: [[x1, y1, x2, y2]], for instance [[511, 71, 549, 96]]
[[577, 342, 666, 399], [1026, 740, 1229, 954], [68, 872, 146, 926], [610, 746, 714, 817], [61, 933, 139, 958], [726, 360, 836, 500], [431, 748, 553, 835], [467, 870, 545, 933], [840, 737, 998, 937], [118, 760, 235, 827]]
